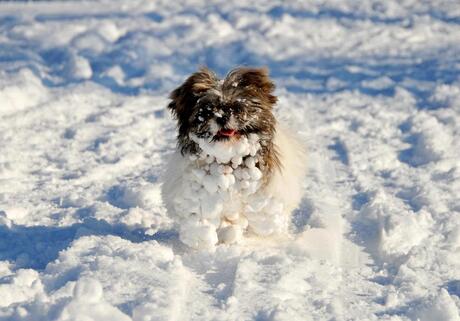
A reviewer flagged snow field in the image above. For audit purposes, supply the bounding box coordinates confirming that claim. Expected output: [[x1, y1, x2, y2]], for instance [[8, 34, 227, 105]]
[[0, 0, 459, 320]]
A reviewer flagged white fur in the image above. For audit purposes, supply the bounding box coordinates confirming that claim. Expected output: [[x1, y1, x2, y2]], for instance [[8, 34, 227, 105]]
[[161, 124, 307, 249], [266, 125, 307, 216]]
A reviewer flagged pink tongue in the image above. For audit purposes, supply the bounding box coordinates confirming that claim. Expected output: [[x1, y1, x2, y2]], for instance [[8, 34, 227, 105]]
[[218, 129, 236, 137]]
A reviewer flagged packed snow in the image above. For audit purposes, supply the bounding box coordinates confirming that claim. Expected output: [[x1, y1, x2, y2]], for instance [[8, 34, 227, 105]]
[[0, 0, 459, 320]]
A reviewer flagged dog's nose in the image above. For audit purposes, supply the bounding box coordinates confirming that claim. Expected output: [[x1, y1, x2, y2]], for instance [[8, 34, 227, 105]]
[[215, 115, 228, 126]]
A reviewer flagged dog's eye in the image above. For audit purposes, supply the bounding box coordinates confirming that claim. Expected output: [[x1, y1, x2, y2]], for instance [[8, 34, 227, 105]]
[[191, 110, 206, 123], [227, 102, 240, 113], [190, 105, 213, 124]]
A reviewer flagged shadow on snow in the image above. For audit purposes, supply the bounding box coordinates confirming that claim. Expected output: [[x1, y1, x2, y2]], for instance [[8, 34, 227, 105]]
[[0, 219, 177, 270]]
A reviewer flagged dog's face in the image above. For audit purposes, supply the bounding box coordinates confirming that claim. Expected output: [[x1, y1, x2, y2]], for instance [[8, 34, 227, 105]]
[[168, 67, 277, 154]]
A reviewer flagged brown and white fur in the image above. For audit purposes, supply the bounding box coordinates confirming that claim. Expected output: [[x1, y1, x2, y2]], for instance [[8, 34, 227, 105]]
[[162, 67, 306, 249]]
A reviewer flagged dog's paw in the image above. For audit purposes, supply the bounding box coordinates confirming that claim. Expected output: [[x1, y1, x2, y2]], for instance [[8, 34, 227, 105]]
[[179, 220, 218, 250]]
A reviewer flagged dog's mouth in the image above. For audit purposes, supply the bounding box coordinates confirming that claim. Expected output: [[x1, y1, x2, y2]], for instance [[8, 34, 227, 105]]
[[215, 128, 238, 139], [218, 128, 237, 137]]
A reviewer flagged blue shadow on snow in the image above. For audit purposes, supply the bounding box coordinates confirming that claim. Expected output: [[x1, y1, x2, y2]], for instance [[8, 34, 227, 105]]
[[0, 219, 177, 270]]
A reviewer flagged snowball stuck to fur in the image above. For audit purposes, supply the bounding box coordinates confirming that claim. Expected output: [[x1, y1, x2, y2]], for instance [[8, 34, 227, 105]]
[[190, 133, 261, 165], [200, 193, 223, 219], [173, 133, 289, 249], [224, 211, 239, 221], [217, 225, 243, 244]]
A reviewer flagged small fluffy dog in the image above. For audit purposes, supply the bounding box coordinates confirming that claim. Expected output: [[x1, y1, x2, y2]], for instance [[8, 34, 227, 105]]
[[162, 67, 306, 249]]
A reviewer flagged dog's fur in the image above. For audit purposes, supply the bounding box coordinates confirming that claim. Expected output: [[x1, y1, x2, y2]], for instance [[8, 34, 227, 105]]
[[162, 67, 307, 245]]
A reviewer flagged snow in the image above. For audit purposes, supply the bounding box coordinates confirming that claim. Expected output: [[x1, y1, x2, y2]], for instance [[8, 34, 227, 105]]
[[0, 0, 459, 320], [409, 289, 460, 321], [56, 277, 131, 321]]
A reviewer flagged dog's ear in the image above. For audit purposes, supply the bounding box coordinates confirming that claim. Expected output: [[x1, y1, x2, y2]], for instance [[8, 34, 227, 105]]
[[168, 67, 218, 118], [224, 67, 277, 106]]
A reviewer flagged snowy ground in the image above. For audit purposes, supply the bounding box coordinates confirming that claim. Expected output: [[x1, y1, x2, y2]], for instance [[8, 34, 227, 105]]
[[1, 0, 460, 320]]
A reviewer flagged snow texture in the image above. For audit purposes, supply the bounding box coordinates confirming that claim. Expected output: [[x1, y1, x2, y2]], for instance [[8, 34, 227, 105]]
[[0, 0, 460, 320]]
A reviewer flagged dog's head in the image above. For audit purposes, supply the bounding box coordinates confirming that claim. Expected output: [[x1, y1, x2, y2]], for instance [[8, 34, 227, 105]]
[[168, 67, 277, 154]]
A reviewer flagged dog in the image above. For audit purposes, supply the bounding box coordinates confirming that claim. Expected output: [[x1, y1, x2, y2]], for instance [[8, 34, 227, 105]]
[[162, 67, 307, 249]]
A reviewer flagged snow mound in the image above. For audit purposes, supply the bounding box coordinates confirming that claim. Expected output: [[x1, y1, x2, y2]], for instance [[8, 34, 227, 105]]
[[56, 278, 131, 321], [66, 53, 93, 80], [359, 190, 432, 261], [0, 69, 48, 117], [0, 268, 44, 308], [402, 113, 453, 166], [0, 236, 188, 321], [409, 289, 460, 321]]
